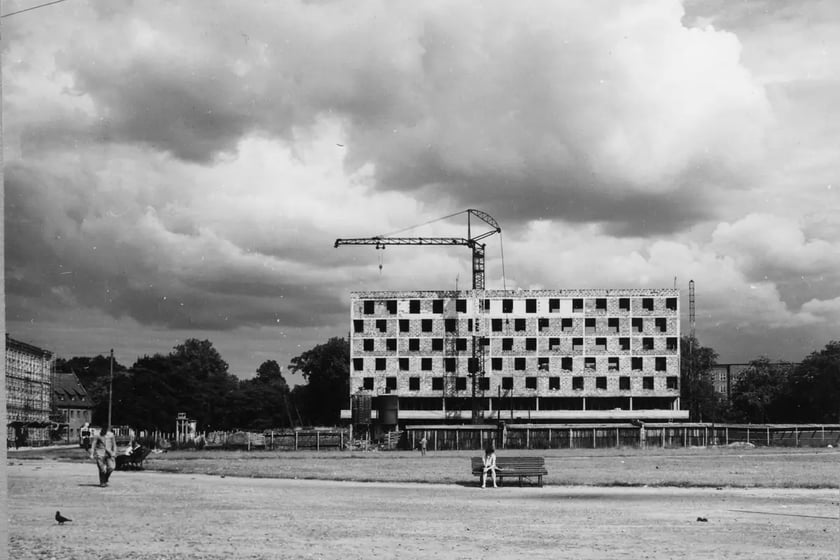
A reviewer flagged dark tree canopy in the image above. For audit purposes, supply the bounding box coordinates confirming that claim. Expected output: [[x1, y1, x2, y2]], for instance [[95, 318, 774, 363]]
[[255, 359, 288, 388], [729, 357, 794, 423], [59, 339, 243, 431], [680, 336, 725, 422], [288, 337, 349, 426], [171, 338, 230, 381], [231, 360, 293, 430], [787, 341, 840, 423], [113, 353, 181, 430], [170, 339, 240, 430]]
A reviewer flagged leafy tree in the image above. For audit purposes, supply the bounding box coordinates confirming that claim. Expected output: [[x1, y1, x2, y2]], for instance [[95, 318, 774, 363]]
[[680, 336, 725, 421], [169, 339, 240, 430], [288, 337, 350, 426], [729, 357, 794, 423], [233, 360, 292, 430], [787, 341, 840, 422], [112, 353, 182, 430], [255, 359, 288, 389]]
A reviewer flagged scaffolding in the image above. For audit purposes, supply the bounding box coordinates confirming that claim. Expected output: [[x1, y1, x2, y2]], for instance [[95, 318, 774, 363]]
[[6, 335, 54, 446]]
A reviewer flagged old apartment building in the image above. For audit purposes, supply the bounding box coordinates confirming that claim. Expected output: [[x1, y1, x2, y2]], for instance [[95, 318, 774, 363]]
[[342, 289, 688, 424], [6, 335, 55, 447], [53, 372, 94, 443]]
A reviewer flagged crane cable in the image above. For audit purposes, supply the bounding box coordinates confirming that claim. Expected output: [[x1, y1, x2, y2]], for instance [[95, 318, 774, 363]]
[[376, 210, 467, 238], [372, 208, 507, 289]]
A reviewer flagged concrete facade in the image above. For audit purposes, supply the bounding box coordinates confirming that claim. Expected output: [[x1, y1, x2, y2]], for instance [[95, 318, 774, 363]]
[[342, 289, 688, 423]]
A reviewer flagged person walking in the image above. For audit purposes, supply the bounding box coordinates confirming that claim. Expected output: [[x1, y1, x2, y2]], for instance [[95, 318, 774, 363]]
[[89, 425, 117, 487], [419, 435, 427, 456]]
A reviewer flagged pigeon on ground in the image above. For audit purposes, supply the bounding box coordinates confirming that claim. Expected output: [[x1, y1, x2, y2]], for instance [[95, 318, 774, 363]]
[[55, 511, 72, 525]]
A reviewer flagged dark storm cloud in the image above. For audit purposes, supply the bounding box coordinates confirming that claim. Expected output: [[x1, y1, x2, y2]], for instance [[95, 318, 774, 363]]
[[106, 282, 345, 331], [39, 1, 771, 235], [386, 164, 716, 238], [60, 57, 266, 162], [4, 162, 346, 331], [10, 0, 837, 372]]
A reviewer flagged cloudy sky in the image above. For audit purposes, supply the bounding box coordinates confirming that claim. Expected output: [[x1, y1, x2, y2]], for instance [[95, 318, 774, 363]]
[[4, 0, 838, 385]]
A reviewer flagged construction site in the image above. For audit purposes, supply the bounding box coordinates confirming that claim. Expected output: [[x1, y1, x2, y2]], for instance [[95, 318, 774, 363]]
[[337, 210, 689, 437]]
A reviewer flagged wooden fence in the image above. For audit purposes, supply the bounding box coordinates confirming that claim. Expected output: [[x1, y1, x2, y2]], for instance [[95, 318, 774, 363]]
[[404, 423, 840, 451]]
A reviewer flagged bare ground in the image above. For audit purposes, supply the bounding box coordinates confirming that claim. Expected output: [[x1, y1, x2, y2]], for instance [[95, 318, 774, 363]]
[[8, 461, 840, 559]]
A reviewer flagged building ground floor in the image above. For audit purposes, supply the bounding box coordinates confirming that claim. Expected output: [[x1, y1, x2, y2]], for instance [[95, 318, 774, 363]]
[[341, 394, 688, 425], [6, 422, 52, 448]]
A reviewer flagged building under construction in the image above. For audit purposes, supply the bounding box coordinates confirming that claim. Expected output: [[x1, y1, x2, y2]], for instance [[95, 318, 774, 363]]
[[341, 288, 687, 426], [335, 211, 689, 430], [6, 335, 55, 447]]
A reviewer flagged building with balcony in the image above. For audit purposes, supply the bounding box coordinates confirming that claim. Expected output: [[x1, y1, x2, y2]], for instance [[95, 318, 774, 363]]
[[341, 289, 688, 425]]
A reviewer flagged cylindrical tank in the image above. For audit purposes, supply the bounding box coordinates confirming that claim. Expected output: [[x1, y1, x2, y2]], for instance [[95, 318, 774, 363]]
[[378, 395, 399, 426]]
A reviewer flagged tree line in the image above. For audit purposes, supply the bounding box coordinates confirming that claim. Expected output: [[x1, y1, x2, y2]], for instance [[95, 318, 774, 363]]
[[58, 335, 839, 431], [56, 337, 349, 431], [682, 338, 840, 423]]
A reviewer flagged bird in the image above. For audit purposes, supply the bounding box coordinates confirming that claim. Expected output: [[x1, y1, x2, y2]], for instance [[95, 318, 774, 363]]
[[55, 511, 72, 525]]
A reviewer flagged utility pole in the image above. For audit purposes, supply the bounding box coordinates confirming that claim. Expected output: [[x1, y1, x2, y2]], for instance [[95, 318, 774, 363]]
[[108, 349, 114, 428]]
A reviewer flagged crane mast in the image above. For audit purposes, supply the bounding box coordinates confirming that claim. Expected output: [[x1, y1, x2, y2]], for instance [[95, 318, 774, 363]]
[[335, 209, 501, 423]]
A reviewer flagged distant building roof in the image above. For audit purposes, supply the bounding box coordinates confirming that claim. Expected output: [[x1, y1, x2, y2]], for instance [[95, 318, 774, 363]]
[[6, 334, 53, 357], [53, 372, 94, 409]]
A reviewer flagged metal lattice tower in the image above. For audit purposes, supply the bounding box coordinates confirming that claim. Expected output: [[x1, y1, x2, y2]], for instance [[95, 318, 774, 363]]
[[471, 293, 487, 423], [689, 280, 696, 340]]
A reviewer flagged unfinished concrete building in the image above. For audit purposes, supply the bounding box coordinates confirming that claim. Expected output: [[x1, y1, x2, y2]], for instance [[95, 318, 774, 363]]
[[341, 289, 687, 425], [6, 335, 55, 447]]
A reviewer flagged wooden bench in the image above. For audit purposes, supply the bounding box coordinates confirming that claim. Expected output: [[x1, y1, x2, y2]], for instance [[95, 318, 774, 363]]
[[471, 456, 548, 487], [115, 446, 151, 471]]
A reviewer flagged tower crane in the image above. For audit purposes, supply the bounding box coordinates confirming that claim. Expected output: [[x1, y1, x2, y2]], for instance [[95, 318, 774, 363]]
[[335, 209, 502, 423], [334, 209, 501, 290]]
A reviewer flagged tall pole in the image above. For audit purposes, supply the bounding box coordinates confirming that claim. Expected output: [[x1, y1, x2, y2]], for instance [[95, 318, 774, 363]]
[[108, 349, 114, 428], [688, 280, 696, 421]]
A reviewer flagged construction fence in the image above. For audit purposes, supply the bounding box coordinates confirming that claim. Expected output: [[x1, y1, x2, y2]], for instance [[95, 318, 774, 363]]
[[403, 423, 840, 451], [198, 428, 350, 451], [130, 424, 840, 452]]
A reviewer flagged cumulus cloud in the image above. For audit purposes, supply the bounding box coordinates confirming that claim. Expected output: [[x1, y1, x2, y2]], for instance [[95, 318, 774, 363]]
[[712, 214, 837, 274], [3, 137, 359, 331], [9, 0, 771, 233], [4, 0, 837, 373]]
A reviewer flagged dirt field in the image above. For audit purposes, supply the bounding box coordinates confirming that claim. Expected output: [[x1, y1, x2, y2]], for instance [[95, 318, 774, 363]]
[[8, 460, 839, 559]]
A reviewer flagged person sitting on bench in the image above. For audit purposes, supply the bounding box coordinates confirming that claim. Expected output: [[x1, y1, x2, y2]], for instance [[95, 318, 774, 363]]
[[481, 444, 498, 488]]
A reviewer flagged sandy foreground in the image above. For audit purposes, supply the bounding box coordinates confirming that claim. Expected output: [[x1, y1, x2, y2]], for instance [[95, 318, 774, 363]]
[[7, 461, 840, 559]]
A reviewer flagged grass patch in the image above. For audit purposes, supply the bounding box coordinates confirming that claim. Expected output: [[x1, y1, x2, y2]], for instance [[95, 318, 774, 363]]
[[10, 445, 840, 488]]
